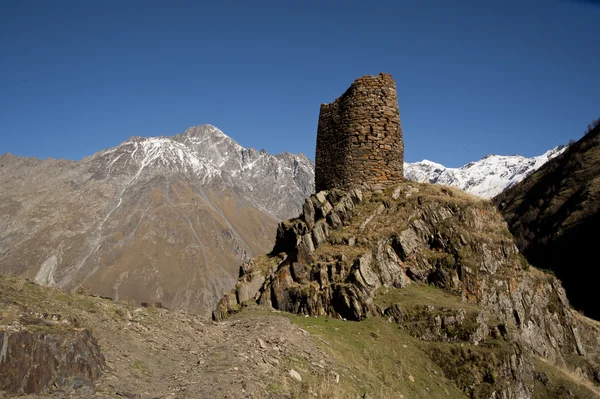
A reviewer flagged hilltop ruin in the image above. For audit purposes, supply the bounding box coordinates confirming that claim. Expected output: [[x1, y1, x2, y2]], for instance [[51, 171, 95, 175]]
[[315, 72, 404, 192]]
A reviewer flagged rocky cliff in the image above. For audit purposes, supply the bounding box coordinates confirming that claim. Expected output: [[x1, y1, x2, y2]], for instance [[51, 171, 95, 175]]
[[215, 181, 600, 398], [493, 124, 600, 320], [0, 124, 314, 315], [0, 329, 105, 395]]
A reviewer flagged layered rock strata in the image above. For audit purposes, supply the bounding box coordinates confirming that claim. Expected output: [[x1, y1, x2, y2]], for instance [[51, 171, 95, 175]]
[[0, 328, 105, 394]]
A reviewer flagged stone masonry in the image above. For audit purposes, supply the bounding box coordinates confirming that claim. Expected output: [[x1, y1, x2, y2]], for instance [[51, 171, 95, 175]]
[[315, 72, 404, 192]]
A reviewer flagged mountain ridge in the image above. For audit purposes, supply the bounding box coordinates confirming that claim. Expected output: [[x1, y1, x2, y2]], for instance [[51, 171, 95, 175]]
[[404, 145, 567, 198], [3, 125, 563, 204], [0, 124, 314, 315]]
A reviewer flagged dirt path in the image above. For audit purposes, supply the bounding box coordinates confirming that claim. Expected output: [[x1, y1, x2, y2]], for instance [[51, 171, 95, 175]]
[[16, 304, 332, 399]]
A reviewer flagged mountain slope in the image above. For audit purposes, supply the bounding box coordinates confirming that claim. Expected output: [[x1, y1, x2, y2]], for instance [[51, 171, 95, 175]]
[[404, 146, 566, 198], [493, 124, 600, 320], [0, 125, 314, 315], [4, 260, 600, 398], [215, 181, 600, 398]]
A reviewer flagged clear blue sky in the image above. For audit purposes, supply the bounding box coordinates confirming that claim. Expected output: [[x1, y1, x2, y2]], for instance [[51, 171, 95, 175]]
[[1, 0, 599, 167]]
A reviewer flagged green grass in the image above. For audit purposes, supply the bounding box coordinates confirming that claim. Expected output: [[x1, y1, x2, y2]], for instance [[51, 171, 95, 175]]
[[231, 283, 517, 398], [243, 253, 285, 275], [373, 284, 476, 311], [425, 339, 514, 398], [267, 382, 282, 394], [232, 305, 468, 398], [286, 313, 468, 399]]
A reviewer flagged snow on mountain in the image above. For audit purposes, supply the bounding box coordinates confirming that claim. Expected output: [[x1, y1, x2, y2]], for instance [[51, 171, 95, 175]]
[[0, 124, 316, 315], [404, 146, 567, 198], [90, 124, 315, 219], [91, 124, 563, 203]]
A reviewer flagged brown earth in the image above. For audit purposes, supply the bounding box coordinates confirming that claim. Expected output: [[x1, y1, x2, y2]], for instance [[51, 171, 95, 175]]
[[2, 262, 600, 398], [0, 125, 314, 316]]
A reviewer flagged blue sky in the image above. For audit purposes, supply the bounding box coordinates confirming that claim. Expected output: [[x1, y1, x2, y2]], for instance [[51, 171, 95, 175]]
[[1, 0, 599, 167]]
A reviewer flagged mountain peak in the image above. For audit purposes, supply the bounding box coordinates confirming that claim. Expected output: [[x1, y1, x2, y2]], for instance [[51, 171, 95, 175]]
[[180, 124, 226, 139]]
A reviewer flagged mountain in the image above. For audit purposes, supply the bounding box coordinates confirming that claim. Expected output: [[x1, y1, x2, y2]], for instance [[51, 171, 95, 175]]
[[404, 146, 566, 198], [4, 183, 600, 398], [493, 124, 600, 320], [0, 124, 314, 315]]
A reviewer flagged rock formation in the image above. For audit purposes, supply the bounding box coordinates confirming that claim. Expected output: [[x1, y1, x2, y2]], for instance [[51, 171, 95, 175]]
[[494, 123, 600, 320], [315, 73, 404, 192], [214, 74, 600, 398], [215, 181, 600, 397], [0, 329, 105, 395]]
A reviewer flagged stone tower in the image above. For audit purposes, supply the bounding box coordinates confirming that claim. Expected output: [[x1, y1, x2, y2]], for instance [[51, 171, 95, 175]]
[[315, 72, 404, 192]]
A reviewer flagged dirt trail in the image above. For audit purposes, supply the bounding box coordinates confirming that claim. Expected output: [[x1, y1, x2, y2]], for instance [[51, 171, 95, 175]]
[[13, 303, 331, 399]]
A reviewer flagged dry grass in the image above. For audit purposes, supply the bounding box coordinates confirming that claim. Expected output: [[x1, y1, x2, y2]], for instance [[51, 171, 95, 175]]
[[0, 273, 131, 335], [312, 243, 368, 261], [574, 311, 600, 330], [533, 356, 600, 399], [334, 181, 497, 244], [245, 254, 284, 274]]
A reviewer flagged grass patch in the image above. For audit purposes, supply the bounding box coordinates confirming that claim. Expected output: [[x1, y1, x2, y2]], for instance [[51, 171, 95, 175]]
[[374, 284, 476, 312], [511, 252, 530, 271], [284, 313, 468, 399], [312, 243, 367, 261], [0, 273, 123, 334], [245, 254, 283, 274], [425, 339, 513, 398], [231, 305, 468, 398], [532, 357, 600, 399], [267, 382, 282, 394]]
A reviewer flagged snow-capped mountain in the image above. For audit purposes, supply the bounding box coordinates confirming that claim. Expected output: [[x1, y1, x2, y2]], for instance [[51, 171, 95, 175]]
[[0, 124, 314, 315], [88, 124, 314, 219], [404, 146, 567, 198]]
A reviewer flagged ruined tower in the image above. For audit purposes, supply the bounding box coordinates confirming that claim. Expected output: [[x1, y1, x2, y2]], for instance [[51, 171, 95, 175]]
[[315, 72, 404, 192]]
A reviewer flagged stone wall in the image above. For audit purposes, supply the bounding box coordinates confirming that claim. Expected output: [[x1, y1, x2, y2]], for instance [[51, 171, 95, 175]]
[[315, 72, 404, 192]]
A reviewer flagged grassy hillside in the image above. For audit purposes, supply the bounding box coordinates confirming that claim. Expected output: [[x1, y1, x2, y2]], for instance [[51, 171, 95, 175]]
[[2, 274, 598, 398]]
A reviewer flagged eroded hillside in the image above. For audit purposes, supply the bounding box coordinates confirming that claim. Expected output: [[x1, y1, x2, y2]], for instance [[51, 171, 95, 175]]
[[0, 273, 484, 398], [0, 125, 314, 316], [216, 181, 600, 398], [494, 124, 600, 320]]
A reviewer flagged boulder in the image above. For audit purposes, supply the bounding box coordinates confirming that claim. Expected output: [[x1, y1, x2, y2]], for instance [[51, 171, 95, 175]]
[[0, 329, 105, 395]]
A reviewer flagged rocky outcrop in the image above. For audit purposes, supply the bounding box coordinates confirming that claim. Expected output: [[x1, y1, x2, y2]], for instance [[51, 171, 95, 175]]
[[384, 304, 497, 344], [215, 181, 600, 398], [0, 328, 105, 395], [494, 124, 600, 320], [428, 342, 534, 399]]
